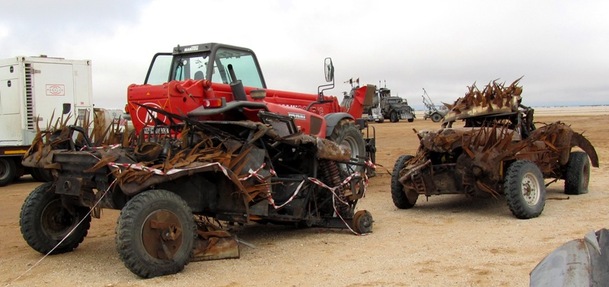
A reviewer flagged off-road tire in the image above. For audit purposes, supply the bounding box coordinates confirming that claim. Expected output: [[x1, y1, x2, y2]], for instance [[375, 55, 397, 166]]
[[0, 157, 17, 186], [504, 160, 546, 219], [20, 182, 91, 254], [328, 120, 366, 175], [390, 111, 399, 123], [564, 151, 590, 195], [391, 155, 418, 209], [431, 113, 443, 123], [116, 189, 196, 278]]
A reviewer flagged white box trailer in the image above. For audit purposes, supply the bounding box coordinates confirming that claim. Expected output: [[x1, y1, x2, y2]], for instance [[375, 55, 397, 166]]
[[0, 56, 93, 186]]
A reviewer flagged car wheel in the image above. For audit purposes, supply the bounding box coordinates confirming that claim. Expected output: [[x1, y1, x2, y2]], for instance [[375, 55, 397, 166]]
[[504, 160, 546, 219], [391, 155, 418, 209], [564, 151, 591, 195]]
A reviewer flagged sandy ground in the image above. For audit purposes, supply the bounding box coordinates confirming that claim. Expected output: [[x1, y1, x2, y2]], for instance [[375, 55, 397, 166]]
[[1, 108, 608, 287]]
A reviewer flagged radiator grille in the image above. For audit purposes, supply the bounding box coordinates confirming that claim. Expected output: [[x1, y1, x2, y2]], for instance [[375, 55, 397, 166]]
[[25, 63, 35, 130]]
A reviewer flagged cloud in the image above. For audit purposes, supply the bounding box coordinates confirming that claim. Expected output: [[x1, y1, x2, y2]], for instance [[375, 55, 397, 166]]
[[0, 24, 8, 40], [1, 0, 607, 109], [0, 0, 147, 56]]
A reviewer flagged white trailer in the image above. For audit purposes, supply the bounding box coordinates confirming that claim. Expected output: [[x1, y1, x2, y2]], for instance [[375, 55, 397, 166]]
[[0, 56, 93, 186]]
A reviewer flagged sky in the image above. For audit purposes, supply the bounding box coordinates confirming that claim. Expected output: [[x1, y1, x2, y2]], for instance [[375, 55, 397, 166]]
[[1, 0, 608, 110]]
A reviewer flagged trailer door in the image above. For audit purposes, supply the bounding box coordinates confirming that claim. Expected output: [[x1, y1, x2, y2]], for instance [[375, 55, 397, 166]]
[[30, 62, 76, 130], [0, 64, 22, 144]]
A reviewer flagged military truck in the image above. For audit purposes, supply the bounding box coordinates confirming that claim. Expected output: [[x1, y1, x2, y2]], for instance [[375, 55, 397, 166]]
[[366, 84, 415, 123], [421, 88, 448, 122]]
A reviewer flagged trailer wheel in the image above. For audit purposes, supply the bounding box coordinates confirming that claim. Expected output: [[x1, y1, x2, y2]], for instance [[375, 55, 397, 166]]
[[431, 113, 443, 123], [116, 190, 196, 278], [504, 160, 546, 219], [20, 182, 91, 254], [564, 151, 590, 195], [391, 155, 418, 209], [389, 111, 399, 122], [0, 158, 17, 186], [352, 210, 373, 234], [328, 120, 366, 175]]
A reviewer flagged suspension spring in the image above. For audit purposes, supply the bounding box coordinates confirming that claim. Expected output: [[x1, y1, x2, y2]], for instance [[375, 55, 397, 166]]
[[320, 159, 342, 187]]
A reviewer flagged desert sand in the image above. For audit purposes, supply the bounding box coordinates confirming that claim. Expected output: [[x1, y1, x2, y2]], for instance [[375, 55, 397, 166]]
[[1, 107, 608, 287]]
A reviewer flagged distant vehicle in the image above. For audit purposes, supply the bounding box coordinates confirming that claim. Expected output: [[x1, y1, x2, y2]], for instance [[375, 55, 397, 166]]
[[0, 56, 93, 186], [364, 83, 415, 123], [422, 88, 447, 122]]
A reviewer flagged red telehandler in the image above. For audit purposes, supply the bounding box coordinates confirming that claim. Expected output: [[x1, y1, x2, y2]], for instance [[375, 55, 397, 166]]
[[126, 43, 375, 163]]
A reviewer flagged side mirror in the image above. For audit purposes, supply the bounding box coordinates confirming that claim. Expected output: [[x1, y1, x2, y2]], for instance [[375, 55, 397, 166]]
[[318, 57, 335, 97], [324, 57, 334, 82]]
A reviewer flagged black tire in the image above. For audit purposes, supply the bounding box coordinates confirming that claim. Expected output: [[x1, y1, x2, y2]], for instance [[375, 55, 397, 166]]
[[431, 113, 443, 123], [504, 160, 546, 219], [20, 182, 91, 254], [407, 118, 414, 122], [328, 120, 366, 175], [116, 189, 196, 278], [389, 111, 399, 123], [0, 157, 17, 186], [564, 151, 590, 195], [391, 155, 418, 209], [31, 168, 54, 182]]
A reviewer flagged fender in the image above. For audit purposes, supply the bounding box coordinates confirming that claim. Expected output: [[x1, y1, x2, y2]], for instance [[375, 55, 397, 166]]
[[324, 112, 354, 137]]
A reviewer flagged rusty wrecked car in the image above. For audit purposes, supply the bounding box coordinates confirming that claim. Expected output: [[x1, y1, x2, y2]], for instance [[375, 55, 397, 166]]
[[391, 78, 599, 219], [19, 107, 373, 278]]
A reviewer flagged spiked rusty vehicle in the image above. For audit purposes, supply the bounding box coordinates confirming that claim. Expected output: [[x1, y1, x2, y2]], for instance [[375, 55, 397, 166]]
[[19, 43, 374, 278], [391, 78, 599, 219]]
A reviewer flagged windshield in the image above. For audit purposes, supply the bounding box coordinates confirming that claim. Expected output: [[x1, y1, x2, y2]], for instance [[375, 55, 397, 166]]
[[211, 48, 264, 88], [145, 48, 265, 88]]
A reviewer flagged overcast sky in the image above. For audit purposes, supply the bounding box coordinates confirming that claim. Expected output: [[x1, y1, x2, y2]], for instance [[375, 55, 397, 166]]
[[1, 0, 607, 110]]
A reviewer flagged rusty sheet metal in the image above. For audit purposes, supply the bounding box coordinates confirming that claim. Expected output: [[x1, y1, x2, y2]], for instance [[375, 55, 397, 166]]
[[530, 228, 609, 286], [571, 132, 599, 167], [23, 108, 351, 203], [403, 121, 598, 196], [22, 110, 128, 169], [107, 124, 350, 197], [192, 219, 240, 261], [443, 77, 523, 123], [517, 122, 599, 174]]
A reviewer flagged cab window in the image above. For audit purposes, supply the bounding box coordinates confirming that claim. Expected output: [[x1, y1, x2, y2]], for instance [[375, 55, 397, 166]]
[[212, 48, 264, 88], [145, 54, 172, 85], [173, 55, 209, 81]]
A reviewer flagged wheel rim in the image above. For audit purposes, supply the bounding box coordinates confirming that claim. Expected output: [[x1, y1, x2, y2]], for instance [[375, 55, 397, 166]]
[[41, 199, 79, 241], [521, 172, 541, 205], [141, 209, 183, 260], [353, 211, 372, 233], [338, 135, 361, 174]]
